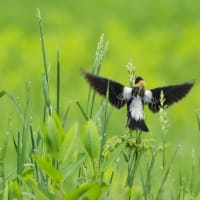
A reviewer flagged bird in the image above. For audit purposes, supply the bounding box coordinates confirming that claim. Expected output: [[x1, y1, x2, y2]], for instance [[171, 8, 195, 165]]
[[82, 71, 194, 132]]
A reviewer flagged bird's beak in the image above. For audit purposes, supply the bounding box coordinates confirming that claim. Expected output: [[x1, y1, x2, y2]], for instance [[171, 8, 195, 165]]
[[135, 80, 145, 88]]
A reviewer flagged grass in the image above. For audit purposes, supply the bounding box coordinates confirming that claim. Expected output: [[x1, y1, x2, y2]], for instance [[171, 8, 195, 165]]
[[0, 9, 200, 200]]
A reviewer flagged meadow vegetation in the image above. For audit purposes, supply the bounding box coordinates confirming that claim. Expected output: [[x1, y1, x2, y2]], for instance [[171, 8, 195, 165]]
[[1, 1, 200, 199]]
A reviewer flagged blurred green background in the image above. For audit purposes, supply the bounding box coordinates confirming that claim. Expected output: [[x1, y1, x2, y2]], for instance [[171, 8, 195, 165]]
[[1, 0, 200, 174]]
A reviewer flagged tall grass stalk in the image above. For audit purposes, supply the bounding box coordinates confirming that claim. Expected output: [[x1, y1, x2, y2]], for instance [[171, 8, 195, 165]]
[[86, 34, 108, 118], [62, 102, 71, 127], [196, 110, 200, 132], [37, 8, 51, 118], [177, 170, 182, 200], [159, 91, 169, 169], [37, 8, 48, 83], [56, 49, 60, 116], [156, 146, 179, 200], [189, 149, 195, 195], [126, 60, 136, 87], [99, 93, 112, 168], [17, 82, 31, 177], [0, 117, 11, 188], [125, 61, 141, 191], [126, 130, 142, 189], [76, 101, 89, 121], [143, 146, 157, 200]]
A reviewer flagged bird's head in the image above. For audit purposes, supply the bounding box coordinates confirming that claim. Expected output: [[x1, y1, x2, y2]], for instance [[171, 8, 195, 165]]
[[134, 76, 145, 88]]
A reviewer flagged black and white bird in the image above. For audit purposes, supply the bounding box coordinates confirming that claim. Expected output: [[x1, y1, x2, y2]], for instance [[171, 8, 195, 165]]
[[83, 71, 194, 132]]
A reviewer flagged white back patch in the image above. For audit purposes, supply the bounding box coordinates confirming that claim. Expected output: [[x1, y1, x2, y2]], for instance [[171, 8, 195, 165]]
[[123, 87, 132, 101], [143, 90, 152, 103], [129, 96, 144, 121]]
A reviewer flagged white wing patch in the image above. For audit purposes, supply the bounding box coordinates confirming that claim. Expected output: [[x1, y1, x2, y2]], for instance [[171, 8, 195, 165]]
[[129, 96, 144, 121], [123, 87, 132, 101], [143, 90, 152, 103]]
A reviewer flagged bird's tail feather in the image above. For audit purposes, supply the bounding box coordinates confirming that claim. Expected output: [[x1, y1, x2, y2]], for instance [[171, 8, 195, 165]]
[[127, 118, 149, 132]]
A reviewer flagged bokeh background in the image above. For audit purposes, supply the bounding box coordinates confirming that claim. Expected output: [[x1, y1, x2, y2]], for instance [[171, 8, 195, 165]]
[[1, 0, 200, 174]]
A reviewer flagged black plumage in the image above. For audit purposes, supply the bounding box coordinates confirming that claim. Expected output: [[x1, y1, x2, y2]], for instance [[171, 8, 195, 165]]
[[83, 72, 126, 108], [83, 71, 194, 132], [148, 83, 194, 112]]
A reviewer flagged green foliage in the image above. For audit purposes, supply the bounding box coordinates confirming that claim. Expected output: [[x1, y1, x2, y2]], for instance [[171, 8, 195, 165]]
[[83, 120, 100, 161], [0, 90, 6, 98], [102, 143, 125, 171], [0, 9, 199, 200]]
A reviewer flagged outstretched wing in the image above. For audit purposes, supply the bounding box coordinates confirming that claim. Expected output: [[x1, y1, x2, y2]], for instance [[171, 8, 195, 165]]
[[82, 71, 132, 108], [143, 82, 194, 113]]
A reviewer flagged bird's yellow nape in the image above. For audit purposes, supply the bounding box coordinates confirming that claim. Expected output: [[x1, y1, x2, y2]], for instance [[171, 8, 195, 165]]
[[135, 80, 145, 88]]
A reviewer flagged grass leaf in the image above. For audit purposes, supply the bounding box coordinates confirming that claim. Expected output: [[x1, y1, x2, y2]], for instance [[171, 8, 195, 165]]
[[62, 153, 86, 181], [76, 100, 89, 121], [83, 120, 100, 161], [196, 111, 200, 132], [102, 143, 125, 171], [59, 122, 79, 163], [65, 182, 95, 200], [6, 92, 23, 120], [24, 175, 54, 200], [33, 155, 63, 183], [0, 90, 6, 98], [156, 147, 179, 199], [42, 73, 51, 108]]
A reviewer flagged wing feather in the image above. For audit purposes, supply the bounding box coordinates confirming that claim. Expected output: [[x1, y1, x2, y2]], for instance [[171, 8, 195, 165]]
[[83, 71, 132, 108], [146, 82, 194, 113]]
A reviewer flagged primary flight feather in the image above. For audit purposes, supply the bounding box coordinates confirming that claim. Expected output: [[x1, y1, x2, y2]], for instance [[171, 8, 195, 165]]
[[83, 71, 194, 132]]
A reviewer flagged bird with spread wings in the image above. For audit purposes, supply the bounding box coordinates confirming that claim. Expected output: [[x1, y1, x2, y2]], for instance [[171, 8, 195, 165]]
[[83, 71, 194, 132]]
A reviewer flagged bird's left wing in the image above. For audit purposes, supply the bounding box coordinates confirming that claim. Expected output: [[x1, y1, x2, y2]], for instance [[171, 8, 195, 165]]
[[143, 82, 194, 113], [83, 71, 132, 108]]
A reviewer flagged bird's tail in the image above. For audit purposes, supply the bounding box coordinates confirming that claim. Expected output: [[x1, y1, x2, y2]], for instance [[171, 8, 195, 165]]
[[127, 118, 149, 132]]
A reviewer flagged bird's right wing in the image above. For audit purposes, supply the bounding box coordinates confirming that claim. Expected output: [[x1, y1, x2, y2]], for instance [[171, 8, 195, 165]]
[[143, 82, 194, 113], [83, 71, 132, 108]]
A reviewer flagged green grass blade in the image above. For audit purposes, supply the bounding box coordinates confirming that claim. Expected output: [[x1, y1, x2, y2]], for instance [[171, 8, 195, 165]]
[[12, 133, 17, 153], [156, 147, 179, 200], [42, 73, 50, 107], [3, 182, 8, 200], [65, 182, 95, 200], [23, 81, 31, 119], [59, 123, 79, 164], [20, 82, 31, 174], [17, 131, 21, 175], [0, 118, 11, 179], [33, 155, 63, 183], [37, 8, 48, 83], [177, 170, 183, 200], [62, 102, 71, 128], [42, 73, 52, 115], [23, 175, 54, 200], [6, 92, 23, 120], [189, 149, 195, 195], [86, 34, 108, 118], [101, 143, 125, 171], [99, 96, 112, 167], [76, 101, 89, 121], [0, 90, 6, 98], [83, 120, 100, 161], [62, 153, 86, 181], [56, 49, 60, 116], [144, 147, 157, 199], [196, 111, 200, 132], [29, 125, 36, 154]]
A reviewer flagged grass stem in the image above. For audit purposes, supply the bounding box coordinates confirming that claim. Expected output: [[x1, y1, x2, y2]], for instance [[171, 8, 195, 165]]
[[56, 49, 60, 116], [37, 8, 48, 83]]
